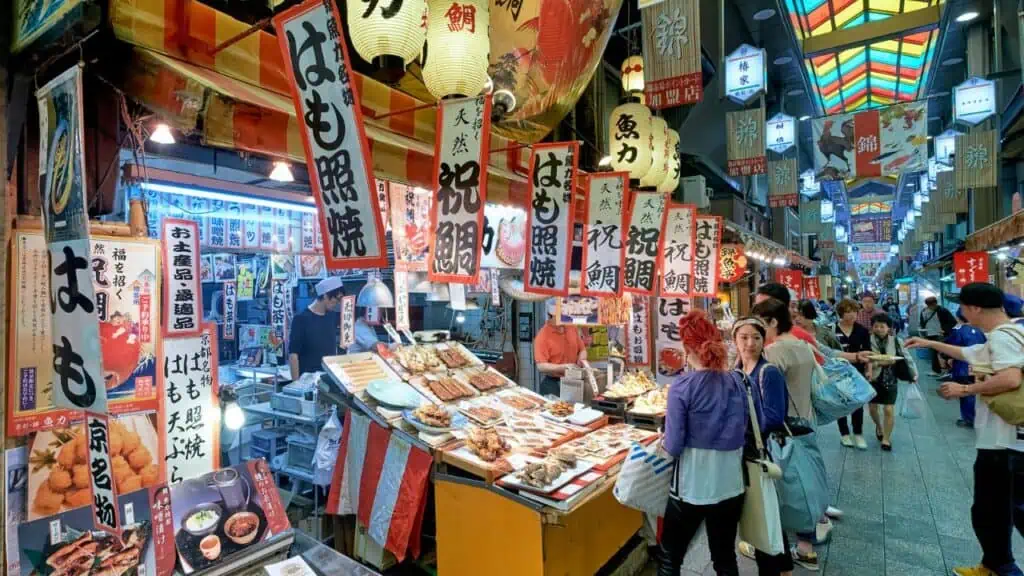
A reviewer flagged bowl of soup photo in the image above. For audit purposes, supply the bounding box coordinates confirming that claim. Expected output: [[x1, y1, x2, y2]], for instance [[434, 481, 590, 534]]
[[224, 511, 260, 545], [182, 503, 222, 538]]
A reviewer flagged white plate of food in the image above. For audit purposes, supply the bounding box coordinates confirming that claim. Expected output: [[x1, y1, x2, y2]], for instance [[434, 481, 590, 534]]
[[402, 405, 468, 434], [366, 379, 424, 409], [541, 401, 582, 423], [498, 452, 595, 494]]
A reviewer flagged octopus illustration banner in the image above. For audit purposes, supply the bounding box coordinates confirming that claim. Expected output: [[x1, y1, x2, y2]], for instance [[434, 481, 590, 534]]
[[812, 102, 927, 181]]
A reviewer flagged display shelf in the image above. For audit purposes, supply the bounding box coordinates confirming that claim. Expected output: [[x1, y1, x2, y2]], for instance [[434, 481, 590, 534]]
[[243, 402, 326, 425]]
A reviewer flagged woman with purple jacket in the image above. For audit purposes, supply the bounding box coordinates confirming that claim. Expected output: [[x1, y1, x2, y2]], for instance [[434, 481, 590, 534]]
[[658, 311, 751, 576]]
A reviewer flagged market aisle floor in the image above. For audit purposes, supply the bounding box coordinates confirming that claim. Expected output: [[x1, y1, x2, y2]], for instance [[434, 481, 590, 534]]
[[646, 355, 998, 576]]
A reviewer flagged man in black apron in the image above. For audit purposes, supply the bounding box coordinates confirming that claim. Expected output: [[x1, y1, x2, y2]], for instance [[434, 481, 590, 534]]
[[534, 299, 587, 396]]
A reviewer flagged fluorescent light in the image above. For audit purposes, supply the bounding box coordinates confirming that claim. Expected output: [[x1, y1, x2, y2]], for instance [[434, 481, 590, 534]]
[[456, 312, 466, 324], [774, 56, 792, 66], [799, 115, 811, 121], [150, 123, 175, 144], [598, 155, 612, 167], [956, 11, 979, 22], [139, 182, 318, 214], [269, 161, 294, 182], [942, 57, 964, 67], [753, 8, 775, 20]]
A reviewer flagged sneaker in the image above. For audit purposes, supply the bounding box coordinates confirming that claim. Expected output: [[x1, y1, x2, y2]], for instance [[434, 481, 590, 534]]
[[952, 565, 997, 576], [737, 541, 756, 560], [825, 506, 844, 519], [956, 419, 974, 428], [814, 518, 833, 544], [853, 435, 868, 450], [791, 547, 819, 571], [840, 435, 854, 448]]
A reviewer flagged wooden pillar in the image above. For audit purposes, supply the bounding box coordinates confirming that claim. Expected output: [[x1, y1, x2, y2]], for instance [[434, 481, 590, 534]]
[[0, 20, 10, 574]]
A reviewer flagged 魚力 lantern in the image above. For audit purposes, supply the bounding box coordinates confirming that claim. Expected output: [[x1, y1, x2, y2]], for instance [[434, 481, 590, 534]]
[[423, 0, 490, 99], [608, 102, 652, 181], [348, 0, 428, 80]]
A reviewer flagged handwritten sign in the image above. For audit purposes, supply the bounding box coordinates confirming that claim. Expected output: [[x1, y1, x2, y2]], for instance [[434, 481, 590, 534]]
[[162, 219, 201, 337], [692, 215, 722, 297], [162, 325, 219, 484], [394, 270, 410, 331], [655, 297, 690, 385], [954, 251, 989, 287], [625, 192, 668, 296], [659, 204, 696, 297], [490, 269, 501, 306], [627, 295, 652, 368], [222, 280, 236, 341], [340, 295, 356, 349], [271, 279, 289, 355], [429, 95, 491, 284], [274, 0, 387, 269], [86, 414, 119, 533], [525, 142, 578, 296], [775, 269, 803, 299], [582, 172, 628, 297]]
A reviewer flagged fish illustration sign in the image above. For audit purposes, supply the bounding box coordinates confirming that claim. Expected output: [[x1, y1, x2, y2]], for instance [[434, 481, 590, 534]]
[[812, 102, 927, 180]]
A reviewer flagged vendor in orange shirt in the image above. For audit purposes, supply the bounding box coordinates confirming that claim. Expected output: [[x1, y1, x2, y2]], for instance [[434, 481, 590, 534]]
[[535, 299, 588, 396]]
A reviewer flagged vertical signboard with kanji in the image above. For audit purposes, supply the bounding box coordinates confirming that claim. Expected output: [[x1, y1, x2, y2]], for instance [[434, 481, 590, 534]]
[[726, 107, 767, 176], [429, 95, 491, 284], [274, 0, 388, 269], [955, 130, 998, 192], [776, 269, 803, 299], [627, 296, 652, 368], [768, 158, 799, 207], [394, 270, 410, 331], [953, 251, 989, 287], [655, 298, 690, 386], [222, 280, 236, 341], [691, 216, 721, 297], [271, 279, 289, 357], [581, 172, 628, 297], [803, 276, 821, 300], [340, 295, 356, 349], [640, 0, 703, 108], [659, 204, 696, 297], [86, 414, 119, 533], [524, 142, 578, 296], [162, 219, 201, 337], [625, 192, 668, 296], [161, 324, 220, 484]]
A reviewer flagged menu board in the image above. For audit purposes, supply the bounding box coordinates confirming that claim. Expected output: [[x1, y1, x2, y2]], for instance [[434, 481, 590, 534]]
[[161, 325, 220, 484], [222, 281, 237, 341], [624, 192, 668, 296], [692, 216, 722, 297], [655, 297, 690, 386], [162, 219, 202, 337], [524, 142, 578, 296], [659, 204, 696, 297], [581, 172, 628, 297], [627, 296, 652, 368]]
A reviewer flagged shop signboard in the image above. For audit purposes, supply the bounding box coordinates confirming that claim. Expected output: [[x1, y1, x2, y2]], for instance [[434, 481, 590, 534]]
[[190, 196, 208, 245], [726, 106, 767, 176], [161, 324, 220, 484], [812, 101, 927, 180], [850, 215, 892, 243], [162, 219, 202, 338], [38, 66, 88, 243], [480, 204, 526, 270], [226, 202, 243, 249], [691, 215, 722, 296], [524, 142, 578, 296], [718, 243, 746, 284], [725, 44, 766, 104], [208, 199, 227, 248], [627, 296, 651, 368], [765, 113, 796, 154], [954, 251, 989, 287], [767, 158, 799, 207], [624, 191, 668, 296], [655, 297, 690, 386], [274, 0, 388, 270], [801, 199, 823, 236], [222, 280, 236, 341], [954, 76, 997, 126], [429, 95, 492, 284], [803, 275, 821, 300], [243, 204, 260, 249], [85, 414, 119, 533], [340, 295, 356, 349], [259, 206, 274, 249], [390, 183, 432, 271], [640, 0, 703, 108], [955, 129, 998, 191], [395, 270, 410, 331], [935, 129, 958, 167], [581, 172, 628, 297], [658, 203, 696, 297], [13, 0, 83, 53], [776, 269, 803, 299], [270, 279, 289, 356]]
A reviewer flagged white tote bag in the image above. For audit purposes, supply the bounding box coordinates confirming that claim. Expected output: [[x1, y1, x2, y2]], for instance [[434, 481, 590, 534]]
[[736, 370, 785, 555], [614, 442, 674, 516]]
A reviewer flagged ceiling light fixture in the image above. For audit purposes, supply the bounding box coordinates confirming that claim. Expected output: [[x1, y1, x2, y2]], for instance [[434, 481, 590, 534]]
[[753, 8, 775, 20], [955, 11, 979, 22], [774, 56, 792, 66], [787, 88, 803, 97], [269, 161, 294, 183], [799, 115, 811, 121], [942, 57, 964, 67], [150, 123, 175, 145]]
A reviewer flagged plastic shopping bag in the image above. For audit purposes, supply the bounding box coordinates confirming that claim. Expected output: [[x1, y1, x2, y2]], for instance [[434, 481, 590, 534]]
[[614, 443, 673, 516], [313, 407, 343, 486], [769, 432, 830, 534], [739, 459, 785, 555], [813, 356, 877, 425], [898, 382, 926, 420]]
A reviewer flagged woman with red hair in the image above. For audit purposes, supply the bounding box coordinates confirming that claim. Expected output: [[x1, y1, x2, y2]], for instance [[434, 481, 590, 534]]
[[658, 310, 754, 576]]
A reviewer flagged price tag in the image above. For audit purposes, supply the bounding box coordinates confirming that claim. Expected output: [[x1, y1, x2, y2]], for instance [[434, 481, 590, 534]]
[[449, 283, 467, 311], [124, 502, 135, 525], [400, 328, 418, 344], [490, 269, 501, 306], [383, 323, 402, 344], [49, 519, 61, 544]]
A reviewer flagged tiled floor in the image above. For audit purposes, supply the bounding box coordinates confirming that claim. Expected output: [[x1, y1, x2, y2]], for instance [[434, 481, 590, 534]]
[[649, 355, 1011, 576]]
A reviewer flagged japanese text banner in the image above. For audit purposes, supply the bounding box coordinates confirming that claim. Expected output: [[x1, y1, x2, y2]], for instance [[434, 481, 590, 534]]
[[340, 295, 356, 348], [655, 297, 690, 386], [641, 0, 703, 109], [803, 276, 821, 300], [627, 296, 652, 368], [524, 142, 578, 296], [625, 191, 668, 296], [953, 251, 989, 287], [659, 203, 696, 297], [767, 158, 799, 208], [429, 95, 492, 284], [274, 0, 387, 269], [161, 324, 220, 484], [162, 219, 201, 337], [775, 269, 803, 299], [86, 414, 119, 533], [691, 216, 722, 296], [581, 172, 628, 297]]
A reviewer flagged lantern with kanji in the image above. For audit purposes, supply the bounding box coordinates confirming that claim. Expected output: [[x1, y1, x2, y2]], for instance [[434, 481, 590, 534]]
[[423, 0, 490, 99], [641, 116, 670, 188], [621, 55, 645, 94], [608, 102, 653, 181], [658, 129, 680, 194], [718, 244, 747, 283], [348, 0, 428, 81]]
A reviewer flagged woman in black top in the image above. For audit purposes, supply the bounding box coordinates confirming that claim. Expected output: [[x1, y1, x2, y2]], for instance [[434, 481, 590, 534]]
[[833, 298, 872, 450]]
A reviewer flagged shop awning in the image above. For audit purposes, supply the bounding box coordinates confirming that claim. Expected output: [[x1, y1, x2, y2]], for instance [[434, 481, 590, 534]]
[[966, 209, 1024, 252]]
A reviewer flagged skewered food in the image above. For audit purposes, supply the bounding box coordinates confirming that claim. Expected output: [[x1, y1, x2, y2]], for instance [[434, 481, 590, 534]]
[[336, 359, 388, 389], [631, 386, 669, 415], [603, 371, 656, 399], [467, 370, 507, 392], [426, 377, 475, 402], [548, 401, 575, 418], [497, 390, 547, 411], [437, 347, 469, 369], [394, 346, 443, 373], [412, 404, 452, 428], [464, 405, 502, 424], [466, 427, 511, 462]]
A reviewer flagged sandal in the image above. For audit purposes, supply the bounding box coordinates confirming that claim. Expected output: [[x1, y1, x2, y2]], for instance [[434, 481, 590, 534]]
[[881, 442, 892, 452]]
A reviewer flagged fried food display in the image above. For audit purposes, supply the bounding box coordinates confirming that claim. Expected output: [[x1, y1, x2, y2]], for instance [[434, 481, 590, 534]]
[[437, 347, 470, 369], [603, 371, 656, 399], [393, 346, 443, 373], [463, 405, 502, 424], [332, 358, 390, 393], [557, 423, 658, 461], [425, 377, 475, 402], [548, 401, 575, 418], [467, 370, 507, 392], [412, 404, 452, 428], [466, 427, 511, 462], [45, 526, 148, 576], [631, 386, 669, 415], [496, 389, 547, 411], [514, 451, 579, 489]]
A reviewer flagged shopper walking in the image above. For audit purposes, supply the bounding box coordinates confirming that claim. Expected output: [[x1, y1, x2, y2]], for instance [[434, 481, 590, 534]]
[[906, 283, 1024, 576], [944, 310, 986, 428], [833, 299, 872, 449], [867, 314, 917, 451], [658, 311, 747, 576], [795, 300, 841, 352], [920, 296, 957, 375], [855, 292, 879, 330]]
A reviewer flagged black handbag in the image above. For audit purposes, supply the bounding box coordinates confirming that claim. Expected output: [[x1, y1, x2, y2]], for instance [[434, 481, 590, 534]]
[[893, 339, 913, 382]]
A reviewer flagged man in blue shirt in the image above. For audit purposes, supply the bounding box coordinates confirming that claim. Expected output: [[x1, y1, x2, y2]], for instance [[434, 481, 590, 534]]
[[944, 309, 986, 427]]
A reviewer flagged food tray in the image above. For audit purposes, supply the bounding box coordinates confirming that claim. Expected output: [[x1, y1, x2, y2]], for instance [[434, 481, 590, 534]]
[[457, 397, 507, 426], [625, 411, 665, 432], [556, 423, 659, 470], [440, 444, 515, 483], [408, 371, 479, 404], [401, 408, 469, 435], [494, 387, 549, 413], [590, 396, 632, 420], [496, 455, 597, 494], [322, 353, 404, 397], [457, 366, 515, 393]]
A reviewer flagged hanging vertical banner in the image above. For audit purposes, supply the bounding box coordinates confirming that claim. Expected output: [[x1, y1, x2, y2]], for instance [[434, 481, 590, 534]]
[[226, 203, 243, 249], [776, 269, 803, 299], [38, 65, 88, 243], [490, 269, 501, 306], [86, 414, 119, 533], [659, 204, 696, 297], [243, 204, 260, 249], [259, 206, 274, 249], [640, 0, 703, 109], [394, 270, 410, 331], [300, 212, 316, 253], [524, 142, 578, 296], [627, 296, 652, 368], [222, 280, 237, 341], [274, 0, 387, 269], [271, 279, 289, 356], [954, 251, 990, 287], [429, 95, 492, 284], [162, 219, 202, 337], [767, 158, 799, 207], [340, 295, 356, 349], [801, 199, 825, 236], [803, 276, 821, 300], [390, 183, 432, 271], [581, 172, 628, 297], [624, 191, 668, 296], [955, 130, 998, 191], [726, 106, 767, 176], [718, 243, 747, 283], [208, 200, 227, 248], [691, 216, 722, 296], [162, 325, 220, 484], [655, 297, 690, 386], [937, 170, 968, 217], [812, 102, 928, 180]]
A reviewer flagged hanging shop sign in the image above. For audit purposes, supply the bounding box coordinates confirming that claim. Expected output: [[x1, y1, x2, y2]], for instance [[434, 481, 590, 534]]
[[626, 295, 651, 368], [340, 295, 356, 349], [803, 276, 821, 300], [955, 130, 998, 191], [13, 0, 83, 53], [624, 191, 668, 296], [640, 0, 703, 108], [954, 251, 989, 287], [429, 95, 492, 284], [390, 183, 432, 271], [936, 171, 967, 219], [608, 102, 653, 181], [801, 199, 824, 236], [274, 0, 387, 269], [658, 129, 682, 194], [395, 270, 410, 331], [724, 44, 766, 105], [481, 204, 527, 270], [162, 219, 201, 337], [775, 269, 803, 299], [767, 158, 799, 207], [655, 298, 690, 386], [658, 203, 696, 297], [38, 67, 88, 242], [726, 106, 767, 176], [766, 113, 796, 154], [718, 243, 746, 284], [222, 280, 237, 341], [954, 77, 997, 126], [581, 172, 628, 297], [271, 279, 289, 357], [524, 142, 578, 296], [935, 129, 958, 167], [85, 414, 119, 533], [692, 215, 722, 296], [812, 102, 927, 180], [162, 324, 220, 484]]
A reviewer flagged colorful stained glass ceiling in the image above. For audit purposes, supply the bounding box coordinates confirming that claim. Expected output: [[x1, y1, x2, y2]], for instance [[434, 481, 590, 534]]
[[785, 0, 940, 40]]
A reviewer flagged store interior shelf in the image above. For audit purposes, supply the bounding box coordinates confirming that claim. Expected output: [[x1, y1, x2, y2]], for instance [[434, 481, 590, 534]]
[[242, 402, 326, 425]]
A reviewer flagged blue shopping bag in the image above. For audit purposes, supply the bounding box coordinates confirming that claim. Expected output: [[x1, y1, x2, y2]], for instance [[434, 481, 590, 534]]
[[812, 356, 876, 425], [768, 429, 830, 534]]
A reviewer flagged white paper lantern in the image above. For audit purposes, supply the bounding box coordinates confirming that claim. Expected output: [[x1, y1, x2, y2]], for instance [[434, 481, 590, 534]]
[[423, 0, 490, 99], [658, 129, 681, 194], [608, 102, 653, 180], [641, 117, 670, 188], [621, 55, 645, 94], [348, 0, 427, 69]]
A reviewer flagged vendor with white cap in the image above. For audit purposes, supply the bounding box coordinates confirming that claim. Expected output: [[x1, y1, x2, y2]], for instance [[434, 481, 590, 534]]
[[534, 298, 587, 396], [288, 276, 344, 379]]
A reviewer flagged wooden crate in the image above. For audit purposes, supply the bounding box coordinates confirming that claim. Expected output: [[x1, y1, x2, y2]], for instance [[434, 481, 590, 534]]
[[625, 411, 665, 431]]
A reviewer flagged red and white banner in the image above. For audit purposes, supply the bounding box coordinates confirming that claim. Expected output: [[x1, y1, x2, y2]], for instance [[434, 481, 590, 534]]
[[429, 95, 491, 284], [627, 295, 652, 368], [581, 172, 628, 297], [274, 0, 387, 269], [812, 102, 927, 180], [327, 410, 433, 561], [524, 142, 578, 296], [625, 192, 668, 296], [803, 276, 821, 300], [162, 218, 201, 337], [691, 216, 722, 296], [953, 251, 989, 287], [659, 204, 696, 297], [775, 269, 804, 299]]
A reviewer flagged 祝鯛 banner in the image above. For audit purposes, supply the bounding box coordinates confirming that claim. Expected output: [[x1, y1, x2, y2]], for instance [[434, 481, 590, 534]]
[[954, 251, 989, 287], [812, 102, 927, 180], [718, 244, 746, 284], [767, 158, 799, 208], [581, 172, 628, 297], [659, 203, 696, 297], [274, 0, 387, 269], [524, 142, 578, 296], [625, 192, 668, 296], [955, 130, 998, 191], [775, 269, 803, 299], [429, 95, 492, 284], [162, 219, 201, 337], [626, 296, 651, 368], [691, 216, 722, 296], [655, 297, 690, 386], [640, 0, 703, 109], [726, 106, 766, 176], [161, 324, 220, 484]]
